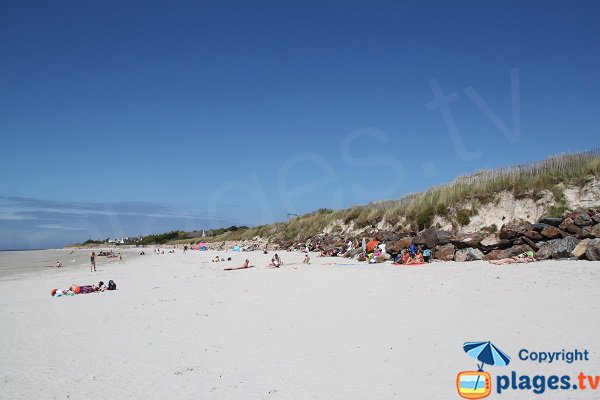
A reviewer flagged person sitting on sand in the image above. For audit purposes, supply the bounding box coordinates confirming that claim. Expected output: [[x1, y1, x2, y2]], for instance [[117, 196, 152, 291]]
[[55, 260, 63, 268], [413, 250, 425, 264], [423, 248, 432, 262], [401, 249, 413, 264], [303, 254, 310, 264], [212, 256, 220, 263], [267, 254, 282, 268], [489, 251, 536, 265]]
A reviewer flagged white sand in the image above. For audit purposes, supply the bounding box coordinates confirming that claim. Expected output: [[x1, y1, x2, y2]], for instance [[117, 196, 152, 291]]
[[1, 251, 599, 399]]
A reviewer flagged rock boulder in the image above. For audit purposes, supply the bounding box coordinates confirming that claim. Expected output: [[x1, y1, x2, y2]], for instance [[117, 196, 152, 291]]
[[571, 239, 591, 259], [499, 220, 533, 240], [484, 244, 532, 261], [571, 211, 593, 227], [536, 236, 581, 260], [538, 217, 563, 227], [385, 238, 412, 257], [435, 243, 456, 261], [455, 248, 484, 262], [540, 226, 563, 239], [585, 239, 600, 261]]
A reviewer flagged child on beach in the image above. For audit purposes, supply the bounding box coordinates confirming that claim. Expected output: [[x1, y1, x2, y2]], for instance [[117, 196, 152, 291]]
[[303, 254, 310, 264]]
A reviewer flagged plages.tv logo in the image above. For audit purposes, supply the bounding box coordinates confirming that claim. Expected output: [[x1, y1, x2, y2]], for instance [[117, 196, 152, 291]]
[[457, 341, 511, 399]]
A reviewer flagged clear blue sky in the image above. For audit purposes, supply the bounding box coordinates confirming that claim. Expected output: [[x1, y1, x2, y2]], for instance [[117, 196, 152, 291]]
[[1, 0, 599, 249]]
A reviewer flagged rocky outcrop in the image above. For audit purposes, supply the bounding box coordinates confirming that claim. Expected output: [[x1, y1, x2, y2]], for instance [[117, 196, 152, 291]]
[[278, 208, 600, 262]]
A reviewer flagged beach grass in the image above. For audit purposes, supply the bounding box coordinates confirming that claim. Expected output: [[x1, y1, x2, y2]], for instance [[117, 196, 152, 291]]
[[190, 149, 599, 243]]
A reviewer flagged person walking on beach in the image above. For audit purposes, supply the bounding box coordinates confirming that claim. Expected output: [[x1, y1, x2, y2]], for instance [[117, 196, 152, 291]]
[[90, 251, 96, 272]]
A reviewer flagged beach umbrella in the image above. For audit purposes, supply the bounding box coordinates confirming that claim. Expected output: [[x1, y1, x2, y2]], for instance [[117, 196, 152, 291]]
[[463, 341, 511, 369], [366, 240, 380, 253]]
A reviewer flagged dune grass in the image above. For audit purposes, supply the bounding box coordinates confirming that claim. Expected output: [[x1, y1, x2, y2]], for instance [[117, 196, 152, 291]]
[[176, 149, 600, 244]]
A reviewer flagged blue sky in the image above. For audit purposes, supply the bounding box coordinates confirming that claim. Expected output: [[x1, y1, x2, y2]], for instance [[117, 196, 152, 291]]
[[1, 0, 599, 249]]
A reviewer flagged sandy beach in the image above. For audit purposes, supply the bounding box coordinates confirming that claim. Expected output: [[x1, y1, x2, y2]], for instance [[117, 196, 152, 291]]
[[1, 250, 599, 399]]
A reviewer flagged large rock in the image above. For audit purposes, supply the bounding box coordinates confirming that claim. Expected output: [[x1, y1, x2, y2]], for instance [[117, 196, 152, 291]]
[[499, 220, 533, 240], [585, 239, 600, 261], [452, 232, 485, 249], [532, 223, 552, 232], [591, 224, 600, 238], [435, 243, 456, 261], [592, 213, 600, 224], [479, 234, 500, 251], [522, 230, 544, 241], [571, 239, 591, 259], [521, 236, 540, 251], [484, 244, 533, 261], [497, 239, 515, 249], [434, 230, 455, 246], [413, 228, 434, 248], [538, 217, 563, 227], [455, 248, 484, 262], [540, 226, 564, 239], [536, 236, 581, 260], [376, 231, 401, 243], [412, 229, 453, 248], [385, 238, 412, 257], [559, 218, 582, 235], [571, 211, 593, 227]]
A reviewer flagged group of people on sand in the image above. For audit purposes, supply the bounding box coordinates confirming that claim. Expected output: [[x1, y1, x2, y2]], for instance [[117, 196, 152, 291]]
[[51, 280, 117, 298], [393, 245, 432, 265], [267, 254, 283, 268]]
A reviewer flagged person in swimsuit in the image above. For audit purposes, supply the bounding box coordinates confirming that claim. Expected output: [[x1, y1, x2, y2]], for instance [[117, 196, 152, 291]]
[[90, 252, 96, 272]]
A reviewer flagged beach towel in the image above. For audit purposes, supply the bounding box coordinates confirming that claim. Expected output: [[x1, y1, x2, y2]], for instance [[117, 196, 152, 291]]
[[224, 266, 254, 271], [80, 285, 94, 294], [393, 262, 425, 266]]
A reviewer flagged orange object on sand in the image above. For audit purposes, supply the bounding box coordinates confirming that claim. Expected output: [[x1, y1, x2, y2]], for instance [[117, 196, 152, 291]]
[[366, 240, 380, 253], [72, 285, 81, 294]]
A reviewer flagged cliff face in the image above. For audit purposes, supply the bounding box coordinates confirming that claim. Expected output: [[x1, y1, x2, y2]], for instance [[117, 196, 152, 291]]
[[451, 178, 600, 234]]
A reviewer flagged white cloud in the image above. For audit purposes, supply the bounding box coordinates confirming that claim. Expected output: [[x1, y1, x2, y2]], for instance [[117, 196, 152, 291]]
[[0, 212, 38, 221], [37, 224, 83, 231]]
